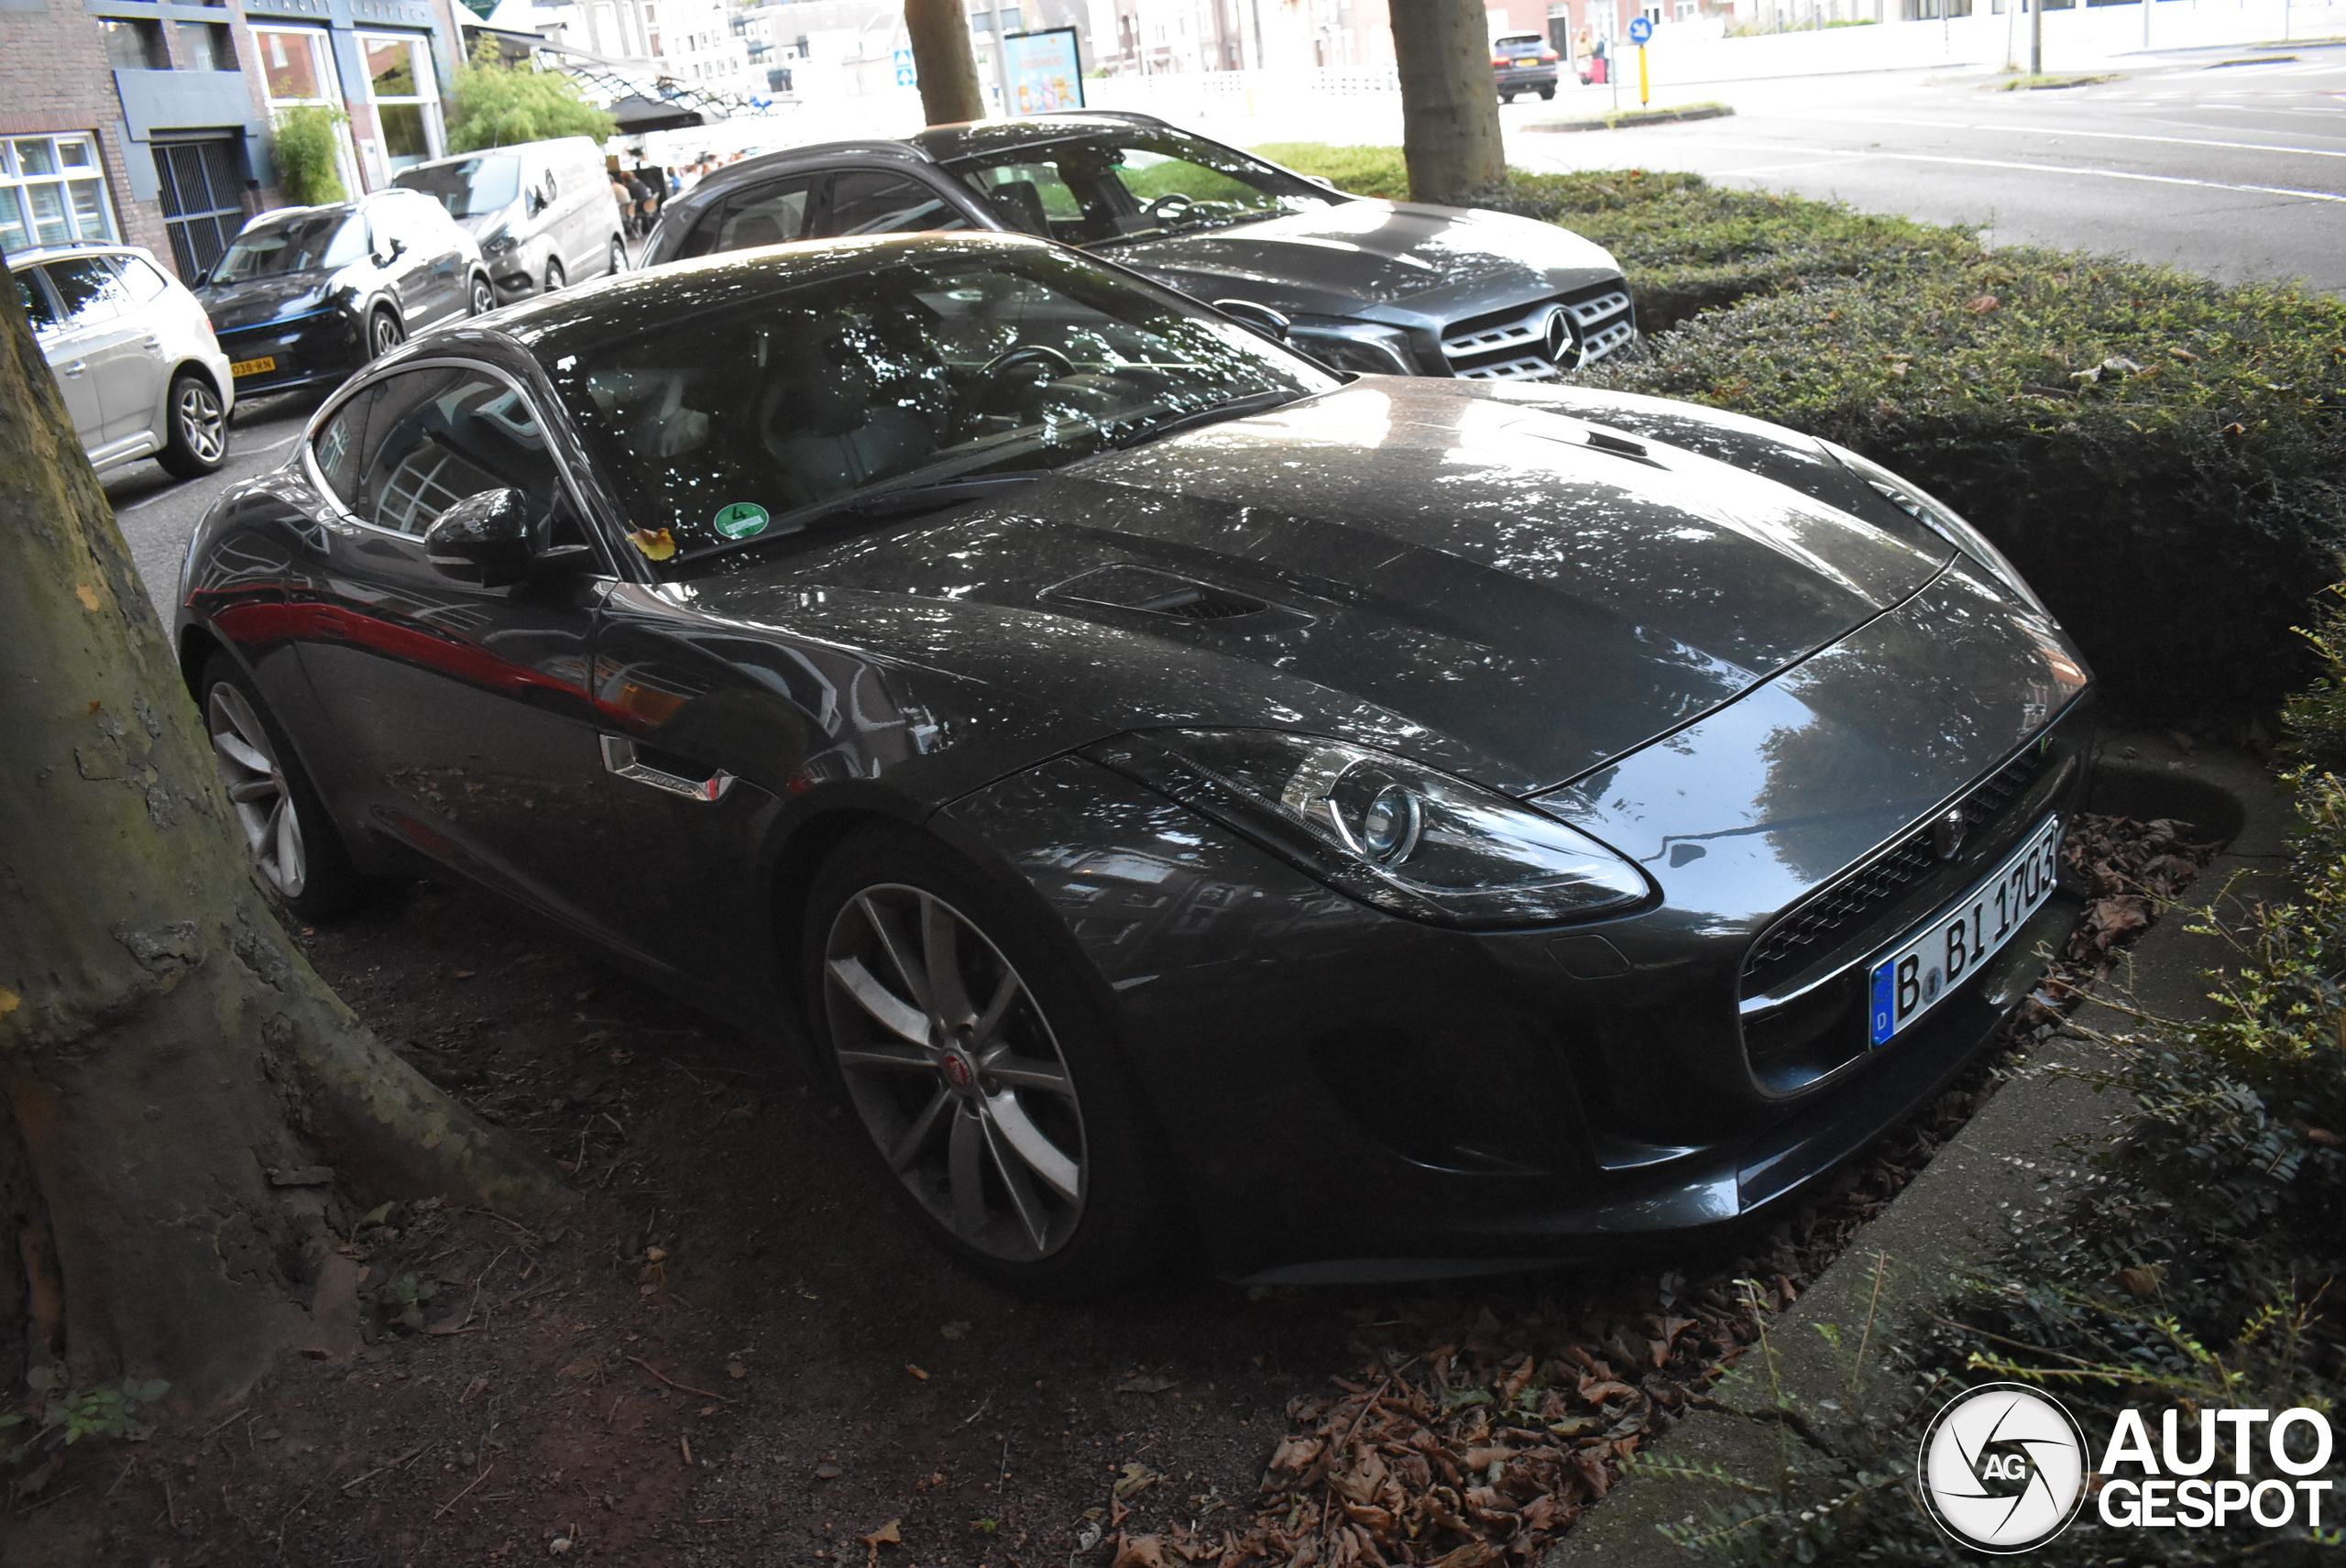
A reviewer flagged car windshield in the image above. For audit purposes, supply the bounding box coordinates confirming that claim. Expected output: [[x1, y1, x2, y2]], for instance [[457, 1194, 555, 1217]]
[[212, 214, 362, 281], [541, 240, 1338, 566], [944, 130, 1341, 247], [395, 155, 521, 220]]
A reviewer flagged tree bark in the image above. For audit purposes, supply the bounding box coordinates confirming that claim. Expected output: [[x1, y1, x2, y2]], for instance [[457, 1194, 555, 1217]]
[[905, 0, 988, 126], [0, 257, 571, 1414], [1388, 0, 1508, 204]]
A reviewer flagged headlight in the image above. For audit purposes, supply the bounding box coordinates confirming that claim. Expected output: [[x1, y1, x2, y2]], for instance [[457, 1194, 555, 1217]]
[[1088, 729, 1650, 928], [481, 224, 518, 256], [1289, 323, 1416, 378], [1823, 441, 2047, 615]]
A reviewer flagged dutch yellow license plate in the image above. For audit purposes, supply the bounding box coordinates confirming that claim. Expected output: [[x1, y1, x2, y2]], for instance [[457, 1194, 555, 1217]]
[[229, 356, 276, 377]]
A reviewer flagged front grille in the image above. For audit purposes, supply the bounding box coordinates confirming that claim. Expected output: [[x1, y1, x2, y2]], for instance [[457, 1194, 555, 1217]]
[[1741, 742, 2057, 995], [1441, 282, 1637, 380]]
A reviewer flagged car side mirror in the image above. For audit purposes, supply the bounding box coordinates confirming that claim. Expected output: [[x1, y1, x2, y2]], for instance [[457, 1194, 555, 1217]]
[[423, 488, 591, 587], [1307, 176, 1338, 192], [375, 236, 406, 265], [1213, 298, 1290, 343]]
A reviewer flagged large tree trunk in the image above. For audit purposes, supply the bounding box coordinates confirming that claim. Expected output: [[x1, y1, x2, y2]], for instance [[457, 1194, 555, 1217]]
[[906, 0, 987, 126], [0, 258, 570, 1415], [1389, 0, 1507, 204]]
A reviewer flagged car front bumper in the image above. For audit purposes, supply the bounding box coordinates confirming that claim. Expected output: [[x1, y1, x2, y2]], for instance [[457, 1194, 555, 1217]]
[[214, 307, 367, 398], [939, 699, 2094, 1283]]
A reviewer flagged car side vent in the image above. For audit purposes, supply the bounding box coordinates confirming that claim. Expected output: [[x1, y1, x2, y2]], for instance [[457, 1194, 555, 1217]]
[[1042, 565, 1314, 630]]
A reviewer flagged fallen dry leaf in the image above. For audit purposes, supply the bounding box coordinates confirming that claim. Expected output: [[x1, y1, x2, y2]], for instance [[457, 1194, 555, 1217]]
[[725, 1360, 748, 1380], [1965, 293, 2000, 313], [1111, 1460, 1159, 1500], [814, 1462, 843, 1480], [863, 1520, 902, 1548], [1111, 1534, 1168, 1568], [906, 1364, 929, 1381], [1114, 1373, 1179, 1395]]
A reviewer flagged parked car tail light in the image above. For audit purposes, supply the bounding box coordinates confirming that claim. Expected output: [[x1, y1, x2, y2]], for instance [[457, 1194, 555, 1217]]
[[1091, 729, 1650, 928], [1540, 49, 1560, 60], [1491, 54, 1509, 65]]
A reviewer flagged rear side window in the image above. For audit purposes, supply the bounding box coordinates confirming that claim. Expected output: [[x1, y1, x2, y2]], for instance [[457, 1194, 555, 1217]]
[[14, 269, 60, 331], [43, 257, 131, 324], [349, 367, 563, 535], [677, 175, 820, 258], [110, 254, 172, 303], [817, 171, 971, 238]]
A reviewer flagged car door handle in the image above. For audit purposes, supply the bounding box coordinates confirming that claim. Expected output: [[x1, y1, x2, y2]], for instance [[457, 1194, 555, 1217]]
[[61, 361, 86, 376], [599, 734, 735, 802], [142, 335, 160, 348]]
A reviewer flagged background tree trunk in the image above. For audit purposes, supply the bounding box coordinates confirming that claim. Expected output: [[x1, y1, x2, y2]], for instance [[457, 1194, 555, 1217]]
[[1388, 0, 1508, 203], [0, 255, 569, 1415], [905, 0, 988, 126]]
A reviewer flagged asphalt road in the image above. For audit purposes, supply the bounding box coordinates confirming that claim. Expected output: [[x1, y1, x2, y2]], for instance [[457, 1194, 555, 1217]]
[[103, 45, 2341, 612], [1505, 41, 2346, 292]]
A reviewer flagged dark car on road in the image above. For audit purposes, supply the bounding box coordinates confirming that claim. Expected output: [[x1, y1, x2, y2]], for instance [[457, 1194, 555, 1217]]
[[1492, 33, 1562, 101], [194, 187, 494, 399], [177, 234, 2091, 1294], [638, 113, 1637, 380]]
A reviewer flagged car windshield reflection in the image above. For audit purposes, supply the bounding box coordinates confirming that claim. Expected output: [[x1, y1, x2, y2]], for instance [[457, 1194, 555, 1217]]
[[213, 214, 364, 281], [540, 243, 1337, 565], [944, 130, 1341, 247]]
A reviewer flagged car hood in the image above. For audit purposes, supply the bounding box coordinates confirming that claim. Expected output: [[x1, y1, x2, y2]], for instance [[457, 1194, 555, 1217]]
[[671, 379, 1958, 795], [1101, 200, 1622, 318], [196, 272, 337, 331]]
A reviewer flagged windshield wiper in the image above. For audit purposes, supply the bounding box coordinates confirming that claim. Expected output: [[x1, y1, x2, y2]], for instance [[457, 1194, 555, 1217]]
[[1110, 389, 1301, 451]]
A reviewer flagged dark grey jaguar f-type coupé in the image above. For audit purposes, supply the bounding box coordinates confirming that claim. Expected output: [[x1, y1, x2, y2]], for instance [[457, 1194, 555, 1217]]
[[176, 233, 2093, 1294]]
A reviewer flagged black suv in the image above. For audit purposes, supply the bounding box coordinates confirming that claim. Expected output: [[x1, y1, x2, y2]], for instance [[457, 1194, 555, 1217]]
[[194, 188, 493, 399], [1492, 33, 1562, 102], [639, 112, 1636, 381]]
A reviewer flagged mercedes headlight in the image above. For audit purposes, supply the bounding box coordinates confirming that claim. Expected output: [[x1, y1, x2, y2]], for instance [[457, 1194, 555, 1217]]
[[1289, 323, 1416, 378], [1824, 441, 2046, 615], [1089, 729, 1650, 928]]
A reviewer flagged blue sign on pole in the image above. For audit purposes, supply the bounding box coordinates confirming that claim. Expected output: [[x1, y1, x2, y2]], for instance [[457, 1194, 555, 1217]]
[[893, 47, 915, 86], [1627, 16, 1653, 43]]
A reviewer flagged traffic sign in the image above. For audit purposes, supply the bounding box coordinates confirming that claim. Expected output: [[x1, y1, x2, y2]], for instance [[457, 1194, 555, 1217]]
[[894, 47, 915, 86], [1627, 16, 1653, 44]]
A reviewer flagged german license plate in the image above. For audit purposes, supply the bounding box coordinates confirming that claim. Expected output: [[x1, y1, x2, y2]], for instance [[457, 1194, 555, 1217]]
[[230, 356, 276, 377], [1868, 815, 2062, 1046]]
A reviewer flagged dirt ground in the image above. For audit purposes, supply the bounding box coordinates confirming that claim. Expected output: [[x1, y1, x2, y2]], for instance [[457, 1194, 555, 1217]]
[[3, 817, 2207, 1567]]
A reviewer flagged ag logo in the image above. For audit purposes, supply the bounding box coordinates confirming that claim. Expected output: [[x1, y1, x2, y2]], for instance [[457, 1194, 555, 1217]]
[[1917, 1383, 2088, 1553]]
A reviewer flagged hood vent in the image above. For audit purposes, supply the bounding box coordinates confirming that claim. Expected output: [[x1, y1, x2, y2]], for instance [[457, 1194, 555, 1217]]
[[1043, 565, 1314, 631]]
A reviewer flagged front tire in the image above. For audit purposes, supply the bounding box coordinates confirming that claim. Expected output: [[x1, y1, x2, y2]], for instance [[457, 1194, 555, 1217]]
[[468, 273, 497, 316], [200, 654, 392, 918], [543, 258, 565, 294], [803, 825, 1182, 1298], [608, 236, 627, 276], [157, 369, 226, 478], [1538, 84, 1556, 100], [367, 308, 404, 359]]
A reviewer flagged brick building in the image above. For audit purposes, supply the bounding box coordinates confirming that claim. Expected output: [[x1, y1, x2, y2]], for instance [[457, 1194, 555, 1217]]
[[0, 0, 465, 282]]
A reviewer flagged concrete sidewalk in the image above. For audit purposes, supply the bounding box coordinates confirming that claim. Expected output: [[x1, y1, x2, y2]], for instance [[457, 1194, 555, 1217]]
[[1545, 732, 2292, 1564]]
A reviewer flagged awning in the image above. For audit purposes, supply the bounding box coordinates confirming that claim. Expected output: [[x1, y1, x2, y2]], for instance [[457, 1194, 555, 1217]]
[[608, 94, 705, 132]]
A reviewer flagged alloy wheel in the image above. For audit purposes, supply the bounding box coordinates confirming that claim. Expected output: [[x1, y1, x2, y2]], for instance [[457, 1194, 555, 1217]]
[[174, 379, 225, 464], [608, 238, 626, 276], [824, 884, 1086, 1262], [205, 681, 306, 898], [471, 277, 496, 315], [370, 313, 403, 356], [543, 258, 565, 294]]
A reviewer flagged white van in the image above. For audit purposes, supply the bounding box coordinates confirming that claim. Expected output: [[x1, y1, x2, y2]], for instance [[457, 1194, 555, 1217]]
[[395, 137, 625, 303]]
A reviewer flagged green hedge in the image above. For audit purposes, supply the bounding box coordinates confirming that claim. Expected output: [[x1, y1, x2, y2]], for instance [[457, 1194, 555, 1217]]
[[1255, 144, 2346, 723]]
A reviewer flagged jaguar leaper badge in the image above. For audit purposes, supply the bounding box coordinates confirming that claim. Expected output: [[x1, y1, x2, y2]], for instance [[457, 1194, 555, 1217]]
[[713, 501, 770, 540]]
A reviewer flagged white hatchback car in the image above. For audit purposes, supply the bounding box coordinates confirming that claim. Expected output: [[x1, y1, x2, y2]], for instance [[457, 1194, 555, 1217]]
[[11, 243, 236, 477]]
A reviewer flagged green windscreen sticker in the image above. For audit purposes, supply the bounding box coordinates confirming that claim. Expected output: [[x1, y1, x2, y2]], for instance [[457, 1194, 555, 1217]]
[[712, 502, 770, 540]]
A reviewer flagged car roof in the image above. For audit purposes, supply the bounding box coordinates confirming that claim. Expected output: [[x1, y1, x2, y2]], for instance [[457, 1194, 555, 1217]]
[[685, 113, 1187, 203], [494, 230, 1058, 359], [7, 240, 153, 269]]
